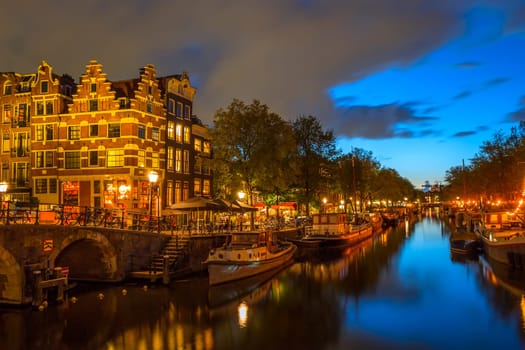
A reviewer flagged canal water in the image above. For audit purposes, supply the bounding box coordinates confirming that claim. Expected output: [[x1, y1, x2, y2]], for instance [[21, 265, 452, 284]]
[[1, 210, 525, 350]]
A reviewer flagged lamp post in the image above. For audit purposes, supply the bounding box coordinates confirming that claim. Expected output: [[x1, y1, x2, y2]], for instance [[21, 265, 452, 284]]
[[148, 171, 158, 228], [238, 190, 245, 231]]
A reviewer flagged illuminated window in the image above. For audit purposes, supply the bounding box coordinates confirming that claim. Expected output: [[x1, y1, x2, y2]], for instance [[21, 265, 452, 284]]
[[175, 181, 181, 203], [151, 127, 159, 141], [194, 179, 201, 195], [194, 138, 201, 152], [167, 121, 174, 139], [183, 181, 189, 200], [68, 126, 80, 140], [3, 104, 11, 123], [107, 149, 124, 167], [175, 148, 182, 173], [138, 150, 145, 167], [152, 152, 159, 168], [203, 141, 211, 154], [167, 146, 174, 171], [175, 124, 182, 143], [183, 127, 190, 143], [36, 125, 44, 141], [36, 151, 45, 168], [167, 181, 173, 206], [2, 133, 9, 153], [203, 180, 210, 195], [183, 150, 189, 174], [65, 151, 80, 169]]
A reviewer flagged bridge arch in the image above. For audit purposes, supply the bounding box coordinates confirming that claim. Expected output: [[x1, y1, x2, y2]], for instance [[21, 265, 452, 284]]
[[52, 230, 121, 281], [0, 246, 23, 304]]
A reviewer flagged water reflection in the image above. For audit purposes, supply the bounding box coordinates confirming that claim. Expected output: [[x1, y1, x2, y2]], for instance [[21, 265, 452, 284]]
[[2, 216, 525, 349]]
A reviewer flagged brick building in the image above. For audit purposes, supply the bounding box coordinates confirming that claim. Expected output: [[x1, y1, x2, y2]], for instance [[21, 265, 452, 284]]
[[0, 60, 212, 214]]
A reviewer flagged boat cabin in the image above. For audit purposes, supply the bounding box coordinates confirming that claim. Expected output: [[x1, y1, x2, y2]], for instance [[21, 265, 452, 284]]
[[230, 231, 273, 248]]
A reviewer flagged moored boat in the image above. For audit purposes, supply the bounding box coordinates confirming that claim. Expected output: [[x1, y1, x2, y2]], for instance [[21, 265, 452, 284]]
[[478, 225, 525, 268], [204, 231, 296, 286]]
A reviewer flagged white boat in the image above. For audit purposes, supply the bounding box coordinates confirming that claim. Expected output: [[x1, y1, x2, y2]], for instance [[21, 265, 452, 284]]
[[476, 210, 525, 268], [204, 231, 297, 286]]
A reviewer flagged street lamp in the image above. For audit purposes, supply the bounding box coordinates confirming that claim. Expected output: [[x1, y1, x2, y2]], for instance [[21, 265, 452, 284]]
[[0, 182, 7, 224], [238, 190, 245, 231], [148, 171, 158, 226], [322, 197, 327, 214]]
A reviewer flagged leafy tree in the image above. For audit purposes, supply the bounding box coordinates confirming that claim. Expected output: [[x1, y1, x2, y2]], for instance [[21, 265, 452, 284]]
[[291, 115, 338, 216], [211, 99, 295, 224]]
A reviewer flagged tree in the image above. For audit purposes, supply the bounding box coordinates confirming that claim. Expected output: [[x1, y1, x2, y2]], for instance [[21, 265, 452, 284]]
[[291, 115, 338, 216], [211, 99, 295, 226]]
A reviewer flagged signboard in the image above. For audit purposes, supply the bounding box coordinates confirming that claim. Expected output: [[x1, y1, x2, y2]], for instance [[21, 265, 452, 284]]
[[42, 239, 53, 253]]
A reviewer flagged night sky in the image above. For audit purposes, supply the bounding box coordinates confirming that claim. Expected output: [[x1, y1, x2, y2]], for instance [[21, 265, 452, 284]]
[[2, 0, 525, 188]]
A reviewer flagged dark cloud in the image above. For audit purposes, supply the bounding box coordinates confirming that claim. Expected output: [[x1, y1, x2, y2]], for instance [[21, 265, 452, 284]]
[[0, 0, 488, 129], [453, 91, 472, 100], [332, 103, 439, 139], [485, 77, 510, 86], [455, 61, 481, 68], [507, 96, 525, 122], [453, 130, 477, 137]]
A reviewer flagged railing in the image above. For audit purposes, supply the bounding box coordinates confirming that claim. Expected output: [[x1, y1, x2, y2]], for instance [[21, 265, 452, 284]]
[[0, 202, 177, 233]]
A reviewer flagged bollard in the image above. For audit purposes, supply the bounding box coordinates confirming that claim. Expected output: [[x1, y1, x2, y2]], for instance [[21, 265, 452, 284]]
[[32, 270, 43, 307]]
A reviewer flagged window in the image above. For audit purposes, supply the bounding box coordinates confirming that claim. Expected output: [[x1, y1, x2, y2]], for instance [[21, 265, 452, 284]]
[[90, 83, 97, 93], [138, 150, 145, 167], [203, 141, 211, 154], [184, 105, 190, 118], [194, 179, 201, 195], [167, 121, 174, 139], [175, 149, 182, 173], [35, 179, 47, 194], [183, 150, 189, 174], [183, 127, 190, 144], [108, 124, 120, 138], [203, 180, 210, 196], [194, 138, 201, 152], [107, 149, 124, 167], [45, 101, 53, 114], [175, 124, 182, 143], [90, 124, 98, 137], [94, 180, 101, 194], [36, 102, 44, 115], [49, 178, 57, 193], [138, 125, 145, 139], [4, 84, 11, 95], [3, 104, 11, 123], [176, 102, 182, 116], [46, 125, 54, 141], [65, 85, 72, 96], [148, 85, 153, 95], [152, 153, 159, 168], [41, 81, 48, 93], [36, 125, 44, 141], [2, 133, 9, 153], [175, 181, 181, 203], [18, 104, 28, 126], [151, 127, 159, 141], [68, 126, 80, 140], [168, 98, 175, 114], [167, 146, 174, 171], [119, 99, 128, 109], [45, 151, 53, 167], [167, 181, 173, 206], [36, 152, 44, 168], [65, 152, 81, 169], [146, 102, 152, 113], [89, 99, 98, 112], [89, 150, 98, 166]]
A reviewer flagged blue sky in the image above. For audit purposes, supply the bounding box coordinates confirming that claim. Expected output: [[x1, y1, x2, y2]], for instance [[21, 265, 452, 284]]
[[331, 5, 525, 188], [1, 1, 524, 188]]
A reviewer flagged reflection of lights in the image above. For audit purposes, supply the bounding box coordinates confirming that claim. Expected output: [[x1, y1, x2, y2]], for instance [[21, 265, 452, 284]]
[[238, 301, 248, 328], [405, 218, 409, 237]]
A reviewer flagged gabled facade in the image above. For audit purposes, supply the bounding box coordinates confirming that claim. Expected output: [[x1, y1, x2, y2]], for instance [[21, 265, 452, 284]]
[[1, 60, 211, 213]]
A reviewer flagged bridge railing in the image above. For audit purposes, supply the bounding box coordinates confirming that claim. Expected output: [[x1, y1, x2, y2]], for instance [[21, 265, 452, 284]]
[[0, 201, 175, 233]]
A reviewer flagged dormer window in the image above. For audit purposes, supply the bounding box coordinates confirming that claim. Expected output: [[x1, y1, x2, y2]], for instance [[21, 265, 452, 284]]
[[41, 81, 48, 93], [148, 84, 152, 95]]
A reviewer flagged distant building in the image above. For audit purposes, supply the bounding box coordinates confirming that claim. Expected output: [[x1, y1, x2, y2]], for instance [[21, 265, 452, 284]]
[[0, 60, 212, 213]]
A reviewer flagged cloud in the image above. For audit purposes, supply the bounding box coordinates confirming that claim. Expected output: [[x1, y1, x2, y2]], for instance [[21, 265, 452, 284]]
[[332, 103, 439, 139], [0, 0, 471, 126], [453, 130, 477, 137], [455, 61, 481, 68]]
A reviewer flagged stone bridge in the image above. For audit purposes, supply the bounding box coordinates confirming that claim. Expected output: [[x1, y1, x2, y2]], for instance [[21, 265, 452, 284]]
[[0, 224, 171, 305]]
